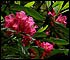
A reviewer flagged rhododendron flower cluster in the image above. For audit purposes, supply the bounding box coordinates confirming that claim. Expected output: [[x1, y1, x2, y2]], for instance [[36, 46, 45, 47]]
[[40, 42, 53, 52], [46, 9, 67, 36], [34, 40, 53, 59], [56, 14, 67, 26], [34, 40, 53, 52], [48, 9, 67, 26], [4, 11, 38, 36], [40, 42, 53, 59], [1, 1, 69, 59], [4, 11, 38, 47]]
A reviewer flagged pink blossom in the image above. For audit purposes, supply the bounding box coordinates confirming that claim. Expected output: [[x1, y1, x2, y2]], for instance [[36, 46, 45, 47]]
[[40, 42, 53, 52], [48, 8, 56, 16], [16, 11, 27, 20], [4, 14, 15, 28], [48, 9, 67, 26], [4, 11, 38, 36], [46, 30, 50, 36], [56, 14, 67, 26]]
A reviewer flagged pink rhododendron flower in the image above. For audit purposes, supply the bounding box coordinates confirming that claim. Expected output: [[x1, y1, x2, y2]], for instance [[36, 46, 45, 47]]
[[39, 42, 53, 59], [4, 11, 38, 36], [46, 9, 67, 36], [46, 30, 50, 36], [40, 42, 53, 52], [4, 14, 15, 28], [16, 11, 27, 20], [48, 8, 56, 16], [56, 14, 67, 26], [48, 9, 67, 26]]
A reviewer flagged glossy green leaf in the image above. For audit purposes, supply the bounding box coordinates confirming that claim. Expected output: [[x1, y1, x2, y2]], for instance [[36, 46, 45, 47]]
[[55, 22, 69, 33], [1, 16, 3, 20], [61, 9, 69, 13], [48, 37, 69, 45], [45, 1, 51, 8], [53, 22, 69, 40], [14, 1, 20, 5], [55, 29, 69, 41], [23, 7, 44, 20], [10, 4, 24, 11], [51, 49, 63, 55], [37, 25, 48, 32], [52, 1, 61, 8], [55, 22, 69, 39], [53, 6, 59, 14], [10, 5, 44, 20], [33, 32, 47, 38], [61, 1, 69, 10], [24, 1, 35, 8], [63, 49, 69, 55], [58, 1, 64, 12], [49, 49, 67, 57], [52, 1, 64, 14]]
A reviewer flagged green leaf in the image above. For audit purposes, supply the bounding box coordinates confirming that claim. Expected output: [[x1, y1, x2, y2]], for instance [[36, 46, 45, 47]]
[[49, 49, 65, 57], [10, 4, 24, 11], [14, 1, 20, 5], [11, 5, 44, 20], [61, 1, 69, 11], [1, 16, 3, 20], [54, 29, 69, 41], [61, 9, 69, 13], [58, 1, 64, 12], [45, 1, 51, 8], [55, 22, 69, 39], [51, 49, 63, 55], [52, 1, 60, 8], [33, 32, 47, 38], [1, 4, 6, 11], [53, 6, 59, 14], [52, 1, 64, 14], [48, 37, 69, 45], [24, 1, 35, 8], [54, 22, 69, 40], [55, 22, 69, 33], [40, 4, 46, 10], [63, 49, 69, 55], [23, 7, 44, 20], [5, 10, 10, 15], [37, 25, 48, 32]]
